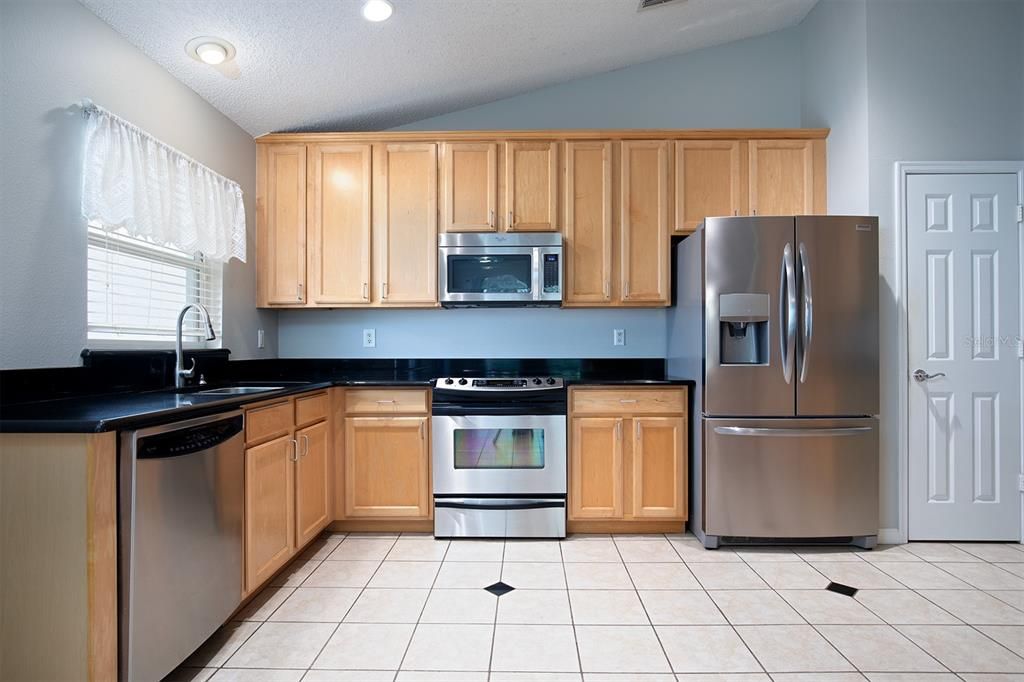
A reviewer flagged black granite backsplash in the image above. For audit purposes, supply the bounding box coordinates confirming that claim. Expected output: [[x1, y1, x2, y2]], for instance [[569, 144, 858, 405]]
[[0, 350, 666, 406]]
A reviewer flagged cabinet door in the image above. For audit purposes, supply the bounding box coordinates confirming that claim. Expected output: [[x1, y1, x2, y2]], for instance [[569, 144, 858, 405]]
[[308, 144, 372, 304], [570, 417, 624, 519], [505, 141, 558, 231], [620, 140, 670, 304], [375, 144, 438, 304], [295, 420, 330, 546], [245, 435, 296, 591], [441, 142, 497, 232], [748, 139, 815, 216], [345, 416, 430, 518], [564, 141, 612, 304], [674, 140, 741, 233], [260, 144, 307, 305], [631, 417, 686, 519]]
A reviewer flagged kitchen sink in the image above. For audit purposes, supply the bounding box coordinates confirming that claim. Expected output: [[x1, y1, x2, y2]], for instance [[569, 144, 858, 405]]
[[196, 386, 285, 395]]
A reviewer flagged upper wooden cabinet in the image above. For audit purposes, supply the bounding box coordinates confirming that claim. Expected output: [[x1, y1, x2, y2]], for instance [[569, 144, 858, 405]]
[[257, 130, 827, 308], [674, 140, 742, 233], [259, 144, 307, 305], [307, 144, 372, 304], [748, 139, 821, 216], [441, 142, 498, 232], [620, 140, 670, 305], [564, 141, 613, 304], [375, 143, 438, 305], [506, 141, 559, 231]]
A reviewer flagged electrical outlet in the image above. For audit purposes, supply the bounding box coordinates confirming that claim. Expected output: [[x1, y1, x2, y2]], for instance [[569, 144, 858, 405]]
[[257, 328, 265, 349], [362, 328, 376, 348], [613, 329, 625, 346]]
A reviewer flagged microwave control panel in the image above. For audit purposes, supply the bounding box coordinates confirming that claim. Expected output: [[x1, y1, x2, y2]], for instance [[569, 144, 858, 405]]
[[543, 254, 560, 293]]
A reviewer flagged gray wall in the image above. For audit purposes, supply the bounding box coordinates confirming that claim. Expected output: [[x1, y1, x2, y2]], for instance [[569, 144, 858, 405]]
[[279, 308, 667, 359], [396, 27, 803, 131], [863, 0, 1024, 531], [800, 0, 870, 215], [0, 0, 276, 369], [277, 27, 806, 360]]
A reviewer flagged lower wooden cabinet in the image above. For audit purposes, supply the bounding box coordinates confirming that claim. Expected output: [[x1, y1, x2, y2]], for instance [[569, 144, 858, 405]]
[[344, 416, 430, 518], [569, 387, 688, 529], [296, 419, 331, 546], [243, 391, 332, 594], [245, 434, 296, 590]]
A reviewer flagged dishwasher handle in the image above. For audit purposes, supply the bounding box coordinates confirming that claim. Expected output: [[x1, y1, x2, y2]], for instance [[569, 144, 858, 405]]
[[136, 413, 244, 459]]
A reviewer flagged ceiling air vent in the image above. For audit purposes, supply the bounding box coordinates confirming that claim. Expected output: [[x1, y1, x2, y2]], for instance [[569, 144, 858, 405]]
[[638, 0, 687, 11]]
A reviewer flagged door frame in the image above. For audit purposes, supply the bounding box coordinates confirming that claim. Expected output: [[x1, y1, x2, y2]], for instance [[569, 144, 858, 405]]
[[894, 160, 1024, 544]]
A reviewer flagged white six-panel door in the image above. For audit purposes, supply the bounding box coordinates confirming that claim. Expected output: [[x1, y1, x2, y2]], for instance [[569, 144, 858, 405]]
[[907, 172, 1022, 540]]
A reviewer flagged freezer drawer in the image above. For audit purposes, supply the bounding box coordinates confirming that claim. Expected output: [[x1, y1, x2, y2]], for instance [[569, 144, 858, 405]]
[[703, 417, 878, 539]]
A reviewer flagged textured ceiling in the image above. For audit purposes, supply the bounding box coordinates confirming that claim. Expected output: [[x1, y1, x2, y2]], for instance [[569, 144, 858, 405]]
[[80, 0, 817, 136]]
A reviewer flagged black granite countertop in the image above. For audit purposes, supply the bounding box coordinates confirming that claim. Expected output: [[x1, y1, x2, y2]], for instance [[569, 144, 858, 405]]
[[0, 354, 688, 433]]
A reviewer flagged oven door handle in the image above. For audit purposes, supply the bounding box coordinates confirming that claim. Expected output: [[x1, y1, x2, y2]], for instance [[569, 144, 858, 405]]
[[435, 498, 566, 511]]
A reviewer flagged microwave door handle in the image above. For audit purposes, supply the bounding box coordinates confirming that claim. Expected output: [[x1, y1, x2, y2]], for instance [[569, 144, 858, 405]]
[[533, 247, 542, 300]]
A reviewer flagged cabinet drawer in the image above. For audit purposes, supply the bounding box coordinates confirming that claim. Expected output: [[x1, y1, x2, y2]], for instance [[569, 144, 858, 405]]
[[571, 388, 685, 415], [345, 389, 429, 415], [245, 400, 293, 444], [295, 391, 329, 427]]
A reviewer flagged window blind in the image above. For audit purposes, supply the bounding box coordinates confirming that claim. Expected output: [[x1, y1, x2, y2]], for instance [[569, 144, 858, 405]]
[[87, 225, 223, 343]]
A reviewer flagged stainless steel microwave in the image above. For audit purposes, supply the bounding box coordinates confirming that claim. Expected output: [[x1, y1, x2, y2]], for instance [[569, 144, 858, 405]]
[[438, 233, 562, 307]]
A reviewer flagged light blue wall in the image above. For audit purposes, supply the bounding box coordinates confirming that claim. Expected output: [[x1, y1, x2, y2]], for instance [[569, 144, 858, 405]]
[[278, 308, 667, 359], [396, 27, 803, 131], [800, 0, 870, 215]]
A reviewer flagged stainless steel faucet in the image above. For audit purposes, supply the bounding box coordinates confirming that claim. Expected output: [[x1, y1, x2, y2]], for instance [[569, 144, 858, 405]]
[[175, 304, 216, 388]]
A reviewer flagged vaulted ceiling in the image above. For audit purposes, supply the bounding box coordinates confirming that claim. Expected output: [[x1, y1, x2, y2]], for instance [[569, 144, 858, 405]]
[[80, 0, 817, 136]]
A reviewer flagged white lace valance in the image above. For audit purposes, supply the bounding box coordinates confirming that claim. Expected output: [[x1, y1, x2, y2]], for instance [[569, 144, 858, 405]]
[[81, 103, 246, 263]]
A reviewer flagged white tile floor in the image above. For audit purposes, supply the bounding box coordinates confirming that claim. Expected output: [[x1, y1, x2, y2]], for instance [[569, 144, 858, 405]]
[[168, 533, 1024, 682]]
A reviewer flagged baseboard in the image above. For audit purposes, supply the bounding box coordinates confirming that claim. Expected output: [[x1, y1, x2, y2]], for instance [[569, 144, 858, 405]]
[[877, 527, 904, 545], [329, 519, 434, 533], [568, 520, 686, 534]]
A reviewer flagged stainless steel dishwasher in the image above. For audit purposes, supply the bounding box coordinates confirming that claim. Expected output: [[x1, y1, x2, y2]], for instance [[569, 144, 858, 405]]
[[120, 410, 245, 681]]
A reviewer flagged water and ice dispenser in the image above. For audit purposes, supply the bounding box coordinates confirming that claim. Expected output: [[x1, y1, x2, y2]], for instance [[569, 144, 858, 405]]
[[718, 293, 769, 365]]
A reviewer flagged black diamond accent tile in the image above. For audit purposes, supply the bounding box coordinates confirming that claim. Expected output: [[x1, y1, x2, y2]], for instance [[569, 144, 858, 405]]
[[485, 581, 515, 597], [826, 581, 858, 597]]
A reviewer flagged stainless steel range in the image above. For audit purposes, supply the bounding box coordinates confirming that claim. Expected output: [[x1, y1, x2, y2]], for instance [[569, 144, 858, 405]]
[[431, 376, 567, 538]]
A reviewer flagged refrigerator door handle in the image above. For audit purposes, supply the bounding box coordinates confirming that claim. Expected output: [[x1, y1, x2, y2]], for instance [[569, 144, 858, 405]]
[[798, 242, 813, 383], [713, 426, 873, 437], [779, 243, 797, 384]]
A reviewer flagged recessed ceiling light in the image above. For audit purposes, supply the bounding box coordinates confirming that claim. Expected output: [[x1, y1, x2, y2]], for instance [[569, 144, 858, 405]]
[[362, 0, 393, 22], [185, 36, 236, 66]]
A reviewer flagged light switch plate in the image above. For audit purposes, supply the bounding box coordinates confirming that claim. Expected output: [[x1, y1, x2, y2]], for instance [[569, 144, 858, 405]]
[[613, 329, 625, 346], [363, 328, 376, 348]]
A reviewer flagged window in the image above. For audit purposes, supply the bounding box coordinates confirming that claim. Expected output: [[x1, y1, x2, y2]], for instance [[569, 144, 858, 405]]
[[87, 225, 222, 344]]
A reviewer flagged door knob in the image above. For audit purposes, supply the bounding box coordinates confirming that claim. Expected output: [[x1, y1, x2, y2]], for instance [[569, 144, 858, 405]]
[[913, 369, 946, 382]]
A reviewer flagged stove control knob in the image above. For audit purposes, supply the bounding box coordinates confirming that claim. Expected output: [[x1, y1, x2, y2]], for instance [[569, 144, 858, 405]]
[[444, 378, 454, 385], [532, 378, 542, 385], [458, 378, 468, 386], [546, 377, 556, 385]]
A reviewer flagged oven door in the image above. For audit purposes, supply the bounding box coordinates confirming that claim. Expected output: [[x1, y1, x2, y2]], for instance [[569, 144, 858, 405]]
[[431, 414, 567, 495], [438, 246, 562, 305]]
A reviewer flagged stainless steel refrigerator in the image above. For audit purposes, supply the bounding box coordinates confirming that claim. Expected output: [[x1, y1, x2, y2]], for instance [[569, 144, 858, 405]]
[[668, 216, 880, 549]]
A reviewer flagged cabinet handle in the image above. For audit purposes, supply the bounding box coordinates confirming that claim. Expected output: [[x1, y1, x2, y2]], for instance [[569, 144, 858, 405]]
[[733, 210, 739, 216], [603, 280, 610, 299], [623, 281, 630, 299], [508, 210, 514, 228], [381, 282, 388, 300], [362, 282, 368, 300], [296, 283, 303, 301], [376, 399, 396, 405], [289, 438, 299, 462], [752, 209, 757, 216], [489, 210, 495, 228], [301, 434, 310, 457], [619, 399, 638, 404], [615, 419, 622, 441], [419, 421, 425, 439], [635, 420, 640, 441]]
